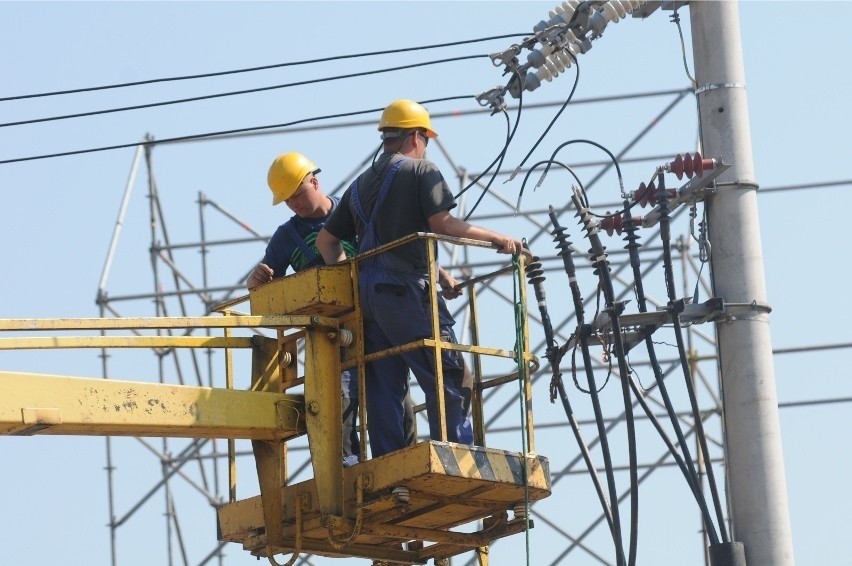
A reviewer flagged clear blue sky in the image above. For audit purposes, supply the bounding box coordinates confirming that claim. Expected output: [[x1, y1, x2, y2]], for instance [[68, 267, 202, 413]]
[[1, 2, 850, 565]]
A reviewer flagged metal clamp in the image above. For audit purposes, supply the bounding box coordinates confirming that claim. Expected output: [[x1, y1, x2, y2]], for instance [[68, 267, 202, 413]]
[[476, 86, 508, 114], [695, 82, 746, 95], [718, 300, 772, 323], [489, 45, 521, 68]]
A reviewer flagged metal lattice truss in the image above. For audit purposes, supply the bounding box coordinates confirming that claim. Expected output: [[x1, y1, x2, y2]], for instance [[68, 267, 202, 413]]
[[96, 89, 730, 566]]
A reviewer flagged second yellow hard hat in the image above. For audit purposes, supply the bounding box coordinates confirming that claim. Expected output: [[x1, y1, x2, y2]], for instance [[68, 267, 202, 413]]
[[267, 152, 319, 205]]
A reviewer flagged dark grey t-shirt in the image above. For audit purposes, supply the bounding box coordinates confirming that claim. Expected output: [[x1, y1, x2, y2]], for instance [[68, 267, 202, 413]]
[[325, 153, 456, 271]]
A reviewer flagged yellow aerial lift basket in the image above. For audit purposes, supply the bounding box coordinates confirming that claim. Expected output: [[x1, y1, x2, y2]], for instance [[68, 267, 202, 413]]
[[0, 233, 550, 566]]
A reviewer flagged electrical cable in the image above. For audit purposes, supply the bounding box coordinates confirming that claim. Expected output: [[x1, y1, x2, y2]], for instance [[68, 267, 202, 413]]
[[518, 160, 585, 206], [505, 50, 579, 184], [0, 95, 473, 165], [549, 208, 627, 566], [0, 33, 531, 102], [654, 171, 730, 544], [520, 138, 625, 212], [462, 109, 512, 220], [1, 55, 487, 128], [619, 196, 722, 545], [669, 9, 697, 90], [456, 66, 526, 214], [524, 243, 618, 540], [570, 188, 640, 566]]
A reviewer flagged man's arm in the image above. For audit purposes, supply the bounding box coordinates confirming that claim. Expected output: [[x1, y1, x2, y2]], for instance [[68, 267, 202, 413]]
[[428, 210, 522, 255], [317, 228, 347, 264]]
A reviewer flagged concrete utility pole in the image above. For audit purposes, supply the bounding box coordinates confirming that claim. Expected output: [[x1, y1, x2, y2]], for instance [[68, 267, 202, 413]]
[[690, 2, 795, 565]]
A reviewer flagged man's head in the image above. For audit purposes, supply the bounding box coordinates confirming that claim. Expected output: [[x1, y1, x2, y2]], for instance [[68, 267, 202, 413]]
[[266, 152, 327, 218], [378, 99, 437, 158]]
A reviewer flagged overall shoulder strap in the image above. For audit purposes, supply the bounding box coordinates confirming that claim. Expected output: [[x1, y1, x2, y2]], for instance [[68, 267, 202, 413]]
[[282, 219, 317, 265]]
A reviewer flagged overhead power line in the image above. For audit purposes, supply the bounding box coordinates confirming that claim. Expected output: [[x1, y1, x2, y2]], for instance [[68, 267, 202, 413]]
[[0, 33, 529, 102], [1, 55, 487, 129], [0, 95, 474, 165]]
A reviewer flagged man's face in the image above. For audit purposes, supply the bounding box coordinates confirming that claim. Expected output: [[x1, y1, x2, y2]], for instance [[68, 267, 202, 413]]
[[284, 175, 325, 218]]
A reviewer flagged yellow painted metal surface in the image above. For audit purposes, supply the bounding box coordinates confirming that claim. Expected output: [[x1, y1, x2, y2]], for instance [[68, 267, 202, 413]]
[[0, 314, 335, 331], [218, 441, 551, 563], [249, 263, 354, 317], [1, 233, 545, 565], [249, 264, 352, 520], [0, 336, 253, 349], [0, 371, 305, 439]]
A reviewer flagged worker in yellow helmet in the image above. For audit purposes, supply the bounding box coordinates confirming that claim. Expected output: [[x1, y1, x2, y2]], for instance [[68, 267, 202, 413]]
[[248, 152, 356, 283], [317, 99, 523, 458], [247, 152, 416, 464]]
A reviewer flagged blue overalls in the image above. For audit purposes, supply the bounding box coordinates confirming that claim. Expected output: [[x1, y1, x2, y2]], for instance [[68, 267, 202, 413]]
[[351, 158, 473, 458]]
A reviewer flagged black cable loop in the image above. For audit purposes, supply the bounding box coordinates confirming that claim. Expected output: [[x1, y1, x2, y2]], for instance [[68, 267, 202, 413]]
[[515, 159, 585, 213], [1, 55, 486, 128], [0, 33, 531, 102], [520, 138, 625, 213]]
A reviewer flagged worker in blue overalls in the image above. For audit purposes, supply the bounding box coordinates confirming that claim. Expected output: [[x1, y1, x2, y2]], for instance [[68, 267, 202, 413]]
[[247, 152, 415, 465], [317, 99, 523, 458]]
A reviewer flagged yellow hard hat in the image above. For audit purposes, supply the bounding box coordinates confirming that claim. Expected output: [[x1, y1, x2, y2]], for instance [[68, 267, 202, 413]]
[[378, 99, 438, 138], [267, 152, 319, 205]]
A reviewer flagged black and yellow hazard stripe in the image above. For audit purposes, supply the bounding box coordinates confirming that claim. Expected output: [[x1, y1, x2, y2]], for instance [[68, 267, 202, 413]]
[[433, 442, 551, 489]]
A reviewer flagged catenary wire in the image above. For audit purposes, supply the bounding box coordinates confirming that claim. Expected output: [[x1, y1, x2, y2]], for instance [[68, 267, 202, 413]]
[[0, 33, 531, 102]]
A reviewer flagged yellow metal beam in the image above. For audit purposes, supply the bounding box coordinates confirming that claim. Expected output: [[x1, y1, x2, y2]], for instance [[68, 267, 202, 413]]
[[0, 336, 253, 349], [0, 371, 305, 440], [303, 326, 344, 518], [0, 315, 338, 331]]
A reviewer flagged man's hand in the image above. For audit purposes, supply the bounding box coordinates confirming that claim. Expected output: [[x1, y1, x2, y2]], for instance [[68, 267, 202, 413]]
[[247, 262, 274, 290], [438, 266, 463, 300], [491, 233, 524, 255]]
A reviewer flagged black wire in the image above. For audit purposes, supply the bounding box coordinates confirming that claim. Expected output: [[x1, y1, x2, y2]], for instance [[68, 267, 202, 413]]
[[0, 33, 531, 102], [655, 172, 729, 543], [528, 138, 625, 212], [0, 95, 473, 165], [461, 67, 525, 220], [621, 199, 722, 546], [516, 159, 585, 210], [1, 55, 487, 128], [507, 49, 580, 182], [463, 110, 512, 220], [455, 68, 526, 210], [550, 208, 626, 565]]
